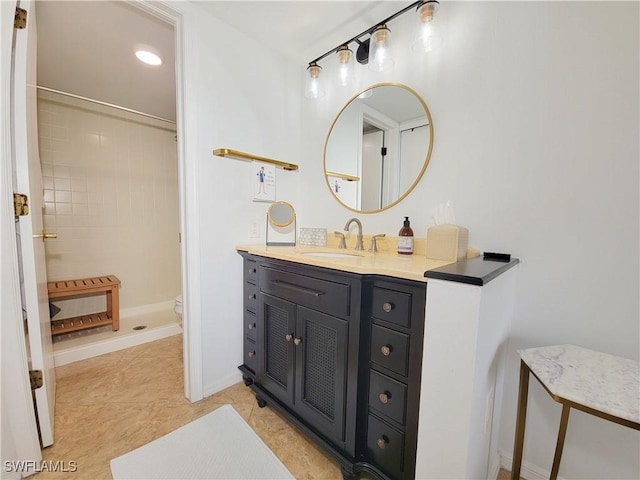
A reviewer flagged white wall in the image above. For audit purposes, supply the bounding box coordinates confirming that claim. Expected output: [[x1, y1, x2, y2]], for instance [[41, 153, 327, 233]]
[[297, 2, 638, 478], [37, 91, 180, 315], [172, 2, 301, 396]]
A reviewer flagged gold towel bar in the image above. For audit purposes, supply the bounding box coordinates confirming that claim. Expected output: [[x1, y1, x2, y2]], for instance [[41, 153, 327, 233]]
[[212, 148, 298, 171], [325, 171, 360, 182]]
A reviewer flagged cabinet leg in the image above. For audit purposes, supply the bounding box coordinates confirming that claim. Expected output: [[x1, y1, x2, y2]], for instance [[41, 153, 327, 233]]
[[256, 395, 267, 408], [242, 375, 253, 386], [340, 464, 358, 480]]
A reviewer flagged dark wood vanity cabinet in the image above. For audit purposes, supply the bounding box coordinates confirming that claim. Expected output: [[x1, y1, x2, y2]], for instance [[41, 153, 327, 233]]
[[361, 279, 426, 480], [238, 252, 426, 480]]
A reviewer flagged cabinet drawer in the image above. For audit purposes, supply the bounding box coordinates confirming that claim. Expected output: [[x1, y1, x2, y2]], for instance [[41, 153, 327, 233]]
[[369, 370, 407, 425], [372, 287, 412, 328], [244, 337, 257, 373], [245, 282, 258, 312], [245, 258, 258, 283], [244, 310, 257, 341], [367, 414, 405, 480], [371, 325, 409, 377], [261, 267, 350, 318]]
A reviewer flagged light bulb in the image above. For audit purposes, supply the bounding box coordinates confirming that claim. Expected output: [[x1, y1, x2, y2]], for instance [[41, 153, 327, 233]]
[[135, 50, 162, 66], [414, 0, 444, 53], [368, 25, 393, 72], [304, 63, 325, 99], [336, 46, 354, 87]]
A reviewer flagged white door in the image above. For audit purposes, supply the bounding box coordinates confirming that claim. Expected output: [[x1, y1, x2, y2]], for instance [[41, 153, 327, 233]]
[[13, 0, 56, 447], [361, 130, 384, 211]]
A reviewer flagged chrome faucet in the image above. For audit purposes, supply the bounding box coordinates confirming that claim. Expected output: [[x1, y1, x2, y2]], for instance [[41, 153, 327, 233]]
[[344, 218, 364, 251]]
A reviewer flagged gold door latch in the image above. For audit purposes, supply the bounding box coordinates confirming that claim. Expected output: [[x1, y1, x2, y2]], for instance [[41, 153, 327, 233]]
[[29, 370, 43, 390], [13, 193, 29, 216], [33, 231, 57, 241]]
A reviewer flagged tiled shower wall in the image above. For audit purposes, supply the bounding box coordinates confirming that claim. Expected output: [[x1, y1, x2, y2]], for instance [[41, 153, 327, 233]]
[[38, 91, 180, 317]]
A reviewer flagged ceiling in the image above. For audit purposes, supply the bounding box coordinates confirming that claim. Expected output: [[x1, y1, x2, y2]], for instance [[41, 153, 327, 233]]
[[35, 1, 408, 123]]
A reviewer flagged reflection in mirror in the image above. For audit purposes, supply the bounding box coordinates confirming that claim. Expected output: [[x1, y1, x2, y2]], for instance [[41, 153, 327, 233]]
[[324, 83, 433, 213]]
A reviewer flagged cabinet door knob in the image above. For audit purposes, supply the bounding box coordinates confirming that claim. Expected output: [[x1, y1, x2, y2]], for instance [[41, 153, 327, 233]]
[[248, 351, 255, 358], [285, 333, 293, 342], [249, 293, 256, 300], [376, 436, 388, 449], [248, 268, 256, 274], [378, 391, 391, 404], [381, 345, 392, 356], [248, 323, 255, 330], [293, 337, 302, 346], [382, 302, 393, 313]]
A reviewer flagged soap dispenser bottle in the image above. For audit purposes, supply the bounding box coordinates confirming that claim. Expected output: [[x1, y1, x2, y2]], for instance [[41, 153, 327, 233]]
[[398, 216, 414, 255]]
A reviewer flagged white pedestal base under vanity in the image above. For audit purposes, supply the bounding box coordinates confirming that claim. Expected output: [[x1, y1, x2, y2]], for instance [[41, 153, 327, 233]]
[[237, 245, 519, 480]]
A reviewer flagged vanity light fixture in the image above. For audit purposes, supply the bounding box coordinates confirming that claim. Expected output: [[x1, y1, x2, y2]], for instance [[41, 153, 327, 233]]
[[336, 45, 354, 87], [305, 0, 442, 97], [368, 24, 393, 72], [304, 62, 325, 99], [414, 0, 444, 53]]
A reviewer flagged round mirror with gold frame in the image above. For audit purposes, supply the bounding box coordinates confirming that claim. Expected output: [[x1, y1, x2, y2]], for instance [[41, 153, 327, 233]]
[[323, 83, 433, 213]]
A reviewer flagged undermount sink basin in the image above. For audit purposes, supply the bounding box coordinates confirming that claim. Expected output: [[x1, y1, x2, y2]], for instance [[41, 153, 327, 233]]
[[299, 251, 363, 259]]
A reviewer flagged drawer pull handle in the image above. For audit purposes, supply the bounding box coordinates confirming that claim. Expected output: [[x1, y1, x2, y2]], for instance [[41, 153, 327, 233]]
[[379, 391, 391, 404], [381, 345, 393, 356], [376, 436, 389, 449], [248, 323, 255, 330], [285, 333, 293, 342], [293, 337, 302, 346], [272, 280, 325, 297], [248, 351, 255, 358], [382, 302, 394, 313]]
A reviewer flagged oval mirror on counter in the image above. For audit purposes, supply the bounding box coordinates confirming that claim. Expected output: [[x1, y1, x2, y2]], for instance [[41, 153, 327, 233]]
[[267, 201, 295, 227], [323, 83, 433, 213], [266, 201, 296, 246]]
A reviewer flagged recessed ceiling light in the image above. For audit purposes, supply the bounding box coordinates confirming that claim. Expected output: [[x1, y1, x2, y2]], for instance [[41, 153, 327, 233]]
[[135, 50, 162, 66]]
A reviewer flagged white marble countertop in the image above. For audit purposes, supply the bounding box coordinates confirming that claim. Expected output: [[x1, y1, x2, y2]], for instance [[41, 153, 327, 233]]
[[519, 344, 639, 424]]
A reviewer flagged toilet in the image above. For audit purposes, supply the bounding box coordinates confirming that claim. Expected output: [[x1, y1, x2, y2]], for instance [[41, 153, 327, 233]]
[[174, 294, 183, 328]]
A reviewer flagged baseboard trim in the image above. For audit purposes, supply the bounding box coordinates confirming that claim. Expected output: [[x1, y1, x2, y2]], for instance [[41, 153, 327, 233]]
[[53, 323, 181, 366], [488, 450, 501, 480], [499, 449, 566, 480], [120, 300, 175, 319], [202, 371, 243, 398]]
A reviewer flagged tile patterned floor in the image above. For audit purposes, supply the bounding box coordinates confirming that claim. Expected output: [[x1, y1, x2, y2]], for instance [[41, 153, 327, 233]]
[[34, 334, 514, 479], [34, 334, 341, 479]]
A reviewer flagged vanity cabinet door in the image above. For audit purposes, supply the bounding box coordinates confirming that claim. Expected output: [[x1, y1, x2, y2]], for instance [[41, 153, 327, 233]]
[[295, 305, 348, 446], [257, 292, 296, 407]]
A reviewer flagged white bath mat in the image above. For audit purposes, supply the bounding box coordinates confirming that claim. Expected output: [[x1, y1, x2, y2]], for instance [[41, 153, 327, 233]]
[[110, 404, 294, 479]]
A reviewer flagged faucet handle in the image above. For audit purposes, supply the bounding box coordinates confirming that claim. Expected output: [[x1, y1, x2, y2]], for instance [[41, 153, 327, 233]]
[[334, 231, 347, 249], [369, 234, 386, 253]]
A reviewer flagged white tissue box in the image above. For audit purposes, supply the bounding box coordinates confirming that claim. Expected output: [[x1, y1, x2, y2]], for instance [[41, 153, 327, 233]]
[[426, 224, 469, 261]]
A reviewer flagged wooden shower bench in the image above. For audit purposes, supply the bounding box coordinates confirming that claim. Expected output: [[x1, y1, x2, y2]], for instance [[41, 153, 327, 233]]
[[47, 275, 121, 335]]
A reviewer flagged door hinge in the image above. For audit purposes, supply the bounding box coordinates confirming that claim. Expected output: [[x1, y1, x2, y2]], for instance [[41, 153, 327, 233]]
[[14, 193, 29, 216], [29, 370, 43, 390], [14, 7, 27, 29]]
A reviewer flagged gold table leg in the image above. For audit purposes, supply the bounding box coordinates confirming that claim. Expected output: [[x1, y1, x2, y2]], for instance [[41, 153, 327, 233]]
[[511, 359, 530, 480], [550, 403, 571, 480]]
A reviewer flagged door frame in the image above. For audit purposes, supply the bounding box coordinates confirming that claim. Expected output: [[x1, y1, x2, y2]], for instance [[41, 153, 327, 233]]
[[128, 1, 202, 402]]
